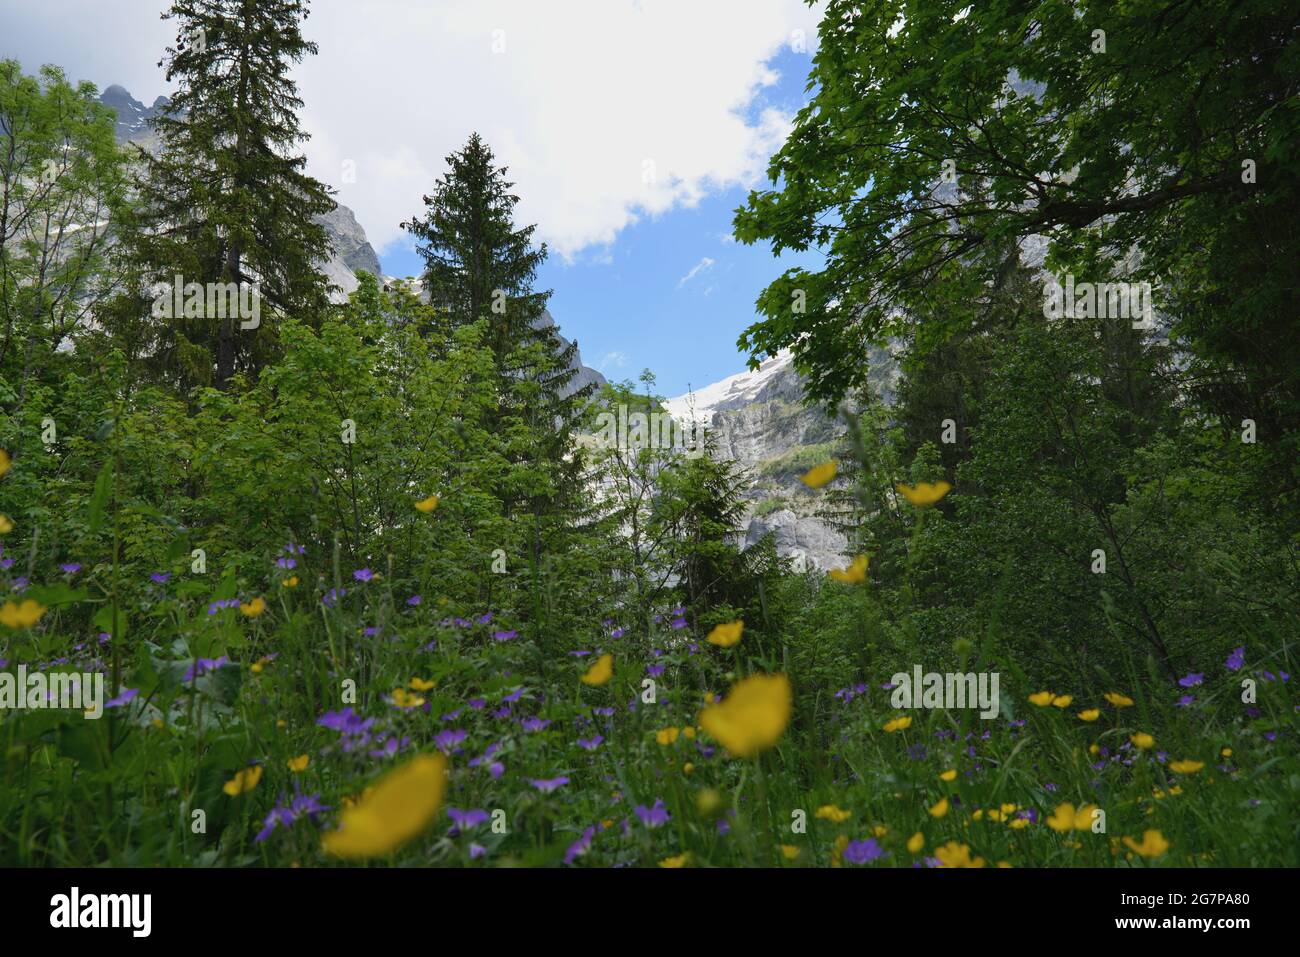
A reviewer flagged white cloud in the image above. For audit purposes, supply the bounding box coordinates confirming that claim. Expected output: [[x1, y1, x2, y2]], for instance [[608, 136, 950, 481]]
[[677, 256, 715, 288], [597, 350, 628, 371], [0, 0, 821, 259]]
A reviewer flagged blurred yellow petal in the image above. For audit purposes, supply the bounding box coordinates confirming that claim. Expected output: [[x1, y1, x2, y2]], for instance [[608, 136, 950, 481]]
[[705, 620, 744, 648], [580, 653, 614, 685], [1122, 830, 1169, 858], [1078, 708, 1100, 721], [697, 673, 791, 758], [322, 754, 447, 858], [239, 597, 267, 617], [1028, 691, 1054, 707], [895, 480, 951, 507], [222, 765, 263, 796], [882, 715, 912, 733], [1169, 759, 1204, 774], [415, 494, 440, 513], [799, 460, 837, 488], [288, 754, 309, 773], [827, 554, 869, 584]]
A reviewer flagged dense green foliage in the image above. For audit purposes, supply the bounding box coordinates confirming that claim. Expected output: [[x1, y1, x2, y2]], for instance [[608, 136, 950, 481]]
[[0, 0, 1295, 868]]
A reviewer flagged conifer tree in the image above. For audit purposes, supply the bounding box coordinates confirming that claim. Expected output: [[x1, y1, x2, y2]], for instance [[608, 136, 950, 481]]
[[403, 133, 597, 633], [130, 0, 335, 391]]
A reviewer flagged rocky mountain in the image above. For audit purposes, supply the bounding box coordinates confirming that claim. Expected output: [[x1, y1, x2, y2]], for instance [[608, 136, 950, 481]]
[[664, 346, 898, 572]]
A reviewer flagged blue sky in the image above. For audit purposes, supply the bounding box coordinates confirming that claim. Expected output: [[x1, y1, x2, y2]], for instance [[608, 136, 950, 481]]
[[380, 47, 825, 399]]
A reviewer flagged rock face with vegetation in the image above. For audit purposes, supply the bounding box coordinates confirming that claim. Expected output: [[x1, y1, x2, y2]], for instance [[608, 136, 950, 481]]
[[665, 346, 898, 571]]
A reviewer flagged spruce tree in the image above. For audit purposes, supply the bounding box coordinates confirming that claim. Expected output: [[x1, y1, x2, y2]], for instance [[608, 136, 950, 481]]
[[131, 0, 335, 390], [403, 133, 596, 634]]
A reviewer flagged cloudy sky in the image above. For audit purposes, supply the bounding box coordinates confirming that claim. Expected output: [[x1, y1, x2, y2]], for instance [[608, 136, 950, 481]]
[[1, 0, 827, 395]]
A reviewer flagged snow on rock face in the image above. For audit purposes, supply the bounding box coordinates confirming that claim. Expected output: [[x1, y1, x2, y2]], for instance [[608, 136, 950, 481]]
[[663, 350, 799, 424]]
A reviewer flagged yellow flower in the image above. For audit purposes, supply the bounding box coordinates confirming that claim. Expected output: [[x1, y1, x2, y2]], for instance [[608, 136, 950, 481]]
[[706, 620, 744, 648], [882, 715, 912, 733], [223, 765, 263, 796], [815, 804, 852, 824], [409, 677, 436, 692], [1047, 802, 1077, 832], [281, 576, 299, 588], [658, 852, 691, 868], [1104, 692, 1134, 708], [239, 597, 267, 617], [1028, 690, 1054, 707], [0, 515, 12, 534], [682, 726, 696, 739], [799, 460, 837, 488], [682, 762, 694, 775], [655, 727, 680, 745], [1131, 732, 1155, 750], [322, 753, 447, 858], [1122, 829, 1170, 858], [939, 768, 957, 782], [288, 754, 309, 773], [1169, 759, 1204, 774], [827, 554, 869, 584], [895, 480, 952, 507], [391, 688, 425, 709], [1220, 747, 1232, 757], [872, 825, 888, 837], [696, 788, 723, 816], [934, 841, 985, 868], [830, 834, 849, 868], [907, 832, 925, 854], [929, 798, 950, 818], [697, 672, 791, 758], [250, 655, 275, 674], [276, 719, 287, 730], [1051, 694, 1072, 708], [1048, 802, 1098, 831], [415, 494, 440, 513], [580, 652, 613, 685], [0, 449, 10, 477], [1009, 818, 1029, 830], [0, 599, 47, 629], [1078, 708, 1100, 722], [780, 844, 801, 860]]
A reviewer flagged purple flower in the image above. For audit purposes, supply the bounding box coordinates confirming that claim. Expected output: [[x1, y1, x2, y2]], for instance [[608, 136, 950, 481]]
[[577, 735, 604, 751], [671, 617, 687, 630], [276, 557, 297, 570], [283, 543, 305, 555], [353, 568, 375, 582], [531, 776, 569, 794], [255, 790, 328, 843], [183, 655, 229, 682], [447, 807, 491, 831], [60, 563, 81, 574], [521, 717, 551, 733], [149, 572, 171, 584], [843, 838, 888, 864], [593, 706, 614, 717], [469, 843, 487, 859], [647, 663, 665, 677], [369, 735, 409, 759], [441, 709, 463, 722], [1178, 672, 1204, 688], [564, 826, 595, 865], [434, 729, 469, 752], [502, 688, 526, 704], [478, 613, 493, 625], [104, 687, 139, 709], [406, 594, 422, 606], [1177, 694, 1195, 707], [634, 798, 670, 828], [493, 629, 518, 642], [1225, 646, 1246, 671], [322, 587, 347, 607], [610, 627, 624, 639], [469, 697, 486, 709]]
